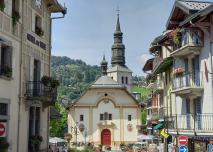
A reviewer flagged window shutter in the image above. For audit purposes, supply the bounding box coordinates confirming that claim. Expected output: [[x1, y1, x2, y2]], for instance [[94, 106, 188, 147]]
[[32, 12, 35, 32]]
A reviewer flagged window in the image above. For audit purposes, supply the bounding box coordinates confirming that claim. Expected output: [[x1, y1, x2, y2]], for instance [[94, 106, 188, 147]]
[[29, 107, 40, 137], [109, 114, 112, 120], [80, 115, 84, 121], [126, 77, 128, 84], [122, 76, 124, 84], [35, 15, 43, 36], [0, 103, 8, 115], [100, 113, 112, 120], [100, 114, 104, 121], [0, 45, 12, 78], [12, 0, 20, 13], [128, 115, 132, 121]]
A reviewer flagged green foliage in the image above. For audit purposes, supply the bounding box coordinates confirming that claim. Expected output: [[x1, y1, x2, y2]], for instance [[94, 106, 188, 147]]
[[49, 102, 68, 137], [50, 56, 101, 137], [141, 109, 147, 125], [132, 86, 151, 100]]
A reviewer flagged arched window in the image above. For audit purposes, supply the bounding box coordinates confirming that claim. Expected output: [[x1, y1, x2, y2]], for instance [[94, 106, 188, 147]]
[[121, 76, 124, 84], [126, 77, 128, 84]]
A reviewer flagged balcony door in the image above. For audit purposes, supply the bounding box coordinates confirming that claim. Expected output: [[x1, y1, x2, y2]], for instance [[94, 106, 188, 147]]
[[186, 98, 191, 129], [33, 60, 41, 96], [194, 97, 202, 130], [192, 56, 200, 86]]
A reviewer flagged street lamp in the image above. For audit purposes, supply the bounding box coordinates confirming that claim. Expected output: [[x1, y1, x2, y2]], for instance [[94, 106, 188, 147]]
[[70, 122, 79, 148], [84, 129, 87, 145]]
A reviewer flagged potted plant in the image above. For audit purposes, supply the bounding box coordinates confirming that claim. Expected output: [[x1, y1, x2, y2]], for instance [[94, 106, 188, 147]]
[[174, 67, 184, 76], [35, 26, 44, 37], [1, 66, 12, 78], [41, 75, 51, 86], [12, 10, 20, 27], [170, 28, 182, 48], [50, 79, 60, 88], [0, 138, 9, 152], [0, 0, 5, 12], [30, 135, 43, 151]]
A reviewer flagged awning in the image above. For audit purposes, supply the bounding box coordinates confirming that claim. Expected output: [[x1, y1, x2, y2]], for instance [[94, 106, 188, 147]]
[[153, 57, 173, 74], [154, 123, 164, 130]]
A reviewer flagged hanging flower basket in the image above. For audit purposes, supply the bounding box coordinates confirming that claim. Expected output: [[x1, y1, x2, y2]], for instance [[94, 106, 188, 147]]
[[174, 67, 184, 75]]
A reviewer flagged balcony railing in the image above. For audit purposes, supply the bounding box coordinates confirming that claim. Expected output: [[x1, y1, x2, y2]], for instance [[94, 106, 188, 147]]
[[153, 56, 163, 72], [25, 81, 57, 102], [173, 72, 203, 90], [168, 114, 213, 132], [171, 29, 203, 57], [153, 79, 163, 92]]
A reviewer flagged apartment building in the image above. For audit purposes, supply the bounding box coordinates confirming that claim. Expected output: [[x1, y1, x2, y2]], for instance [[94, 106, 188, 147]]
[[143, 33, 174, 145], [143, 1, 213, 151], [0, 0, 66, 152]]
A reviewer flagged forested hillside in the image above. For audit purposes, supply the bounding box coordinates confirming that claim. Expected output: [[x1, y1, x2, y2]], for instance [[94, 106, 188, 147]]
[[51, 56, 101, 103]]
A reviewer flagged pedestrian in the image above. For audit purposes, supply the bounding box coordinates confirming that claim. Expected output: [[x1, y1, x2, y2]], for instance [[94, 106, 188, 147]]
[[207, 141, 213, 152]]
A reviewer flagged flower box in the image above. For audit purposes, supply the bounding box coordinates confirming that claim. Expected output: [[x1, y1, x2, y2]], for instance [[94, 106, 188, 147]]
[[174, 67, 184, 75]]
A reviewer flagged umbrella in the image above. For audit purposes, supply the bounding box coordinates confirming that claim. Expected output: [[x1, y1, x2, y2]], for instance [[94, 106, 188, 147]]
[[49, 137, 67, 144], [137, 134, 154, 141]]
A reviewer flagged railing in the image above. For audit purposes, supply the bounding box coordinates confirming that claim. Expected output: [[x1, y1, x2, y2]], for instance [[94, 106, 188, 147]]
[[153, 56, 163, 72], [168, 114, 213, 132], [153, 79, 163, 91], [25, 81, 57, 99], [172, 29, 203, 51], [173, 72, 203, 90]]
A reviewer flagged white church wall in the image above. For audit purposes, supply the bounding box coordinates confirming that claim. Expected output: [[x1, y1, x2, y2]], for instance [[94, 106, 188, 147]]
[[123, 108, 138, 142]]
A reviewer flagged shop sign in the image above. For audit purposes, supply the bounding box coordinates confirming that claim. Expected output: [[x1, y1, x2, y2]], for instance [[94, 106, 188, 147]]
[[0, 122, 6, 137], [160, 128, 169, 138]]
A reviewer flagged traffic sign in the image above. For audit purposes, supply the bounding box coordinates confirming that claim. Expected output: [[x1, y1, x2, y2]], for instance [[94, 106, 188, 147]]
[[0, 122, 6, 137], [179, 145, 188, 152], [178, 135, 188, 145]]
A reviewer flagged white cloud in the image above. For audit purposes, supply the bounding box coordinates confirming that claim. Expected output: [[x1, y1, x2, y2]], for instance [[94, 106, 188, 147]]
[[137, 53, 152, 67]]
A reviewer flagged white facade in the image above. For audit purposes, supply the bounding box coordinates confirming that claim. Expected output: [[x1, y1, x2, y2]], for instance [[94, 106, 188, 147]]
[[68, 76, 141, 148], [0, 0, 65, 152]]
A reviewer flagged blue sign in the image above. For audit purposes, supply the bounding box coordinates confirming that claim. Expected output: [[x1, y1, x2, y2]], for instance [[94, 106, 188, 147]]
[[179, 145, 188, 152]]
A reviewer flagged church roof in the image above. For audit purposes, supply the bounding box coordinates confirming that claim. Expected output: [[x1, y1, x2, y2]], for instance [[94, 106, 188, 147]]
[[107, 65, 132, 73], [91, 75, 123, 88]]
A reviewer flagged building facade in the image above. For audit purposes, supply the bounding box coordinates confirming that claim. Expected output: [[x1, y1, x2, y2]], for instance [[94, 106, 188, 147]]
[[0, 0, 66, 151], [143, 1, 213, 151]]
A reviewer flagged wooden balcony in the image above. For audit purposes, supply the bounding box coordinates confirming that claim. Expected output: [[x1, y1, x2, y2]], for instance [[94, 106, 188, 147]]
[[25, 81, 57, 108], [171, 29, 203, 57], [168, 114, 213, 136], [152, 56, 163, 73], [172, 72, 203, 97]]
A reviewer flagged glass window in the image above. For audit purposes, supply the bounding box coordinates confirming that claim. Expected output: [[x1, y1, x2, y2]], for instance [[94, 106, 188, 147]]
[[126, 77, 128, 84], [0, 103, 8, 115], [80, 115, 84, 121], [100, 114, 103, 121], [109, 114, 112, 120], [128, 115, 132, 121], [121, 76, 124, 84]]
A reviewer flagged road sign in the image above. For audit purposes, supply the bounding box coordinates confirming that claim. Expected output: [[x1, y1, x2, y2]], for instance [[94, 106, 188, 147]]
[[179, 145, 188, 152], [178, 135, 188, 145], [0, 122, 6, 137]]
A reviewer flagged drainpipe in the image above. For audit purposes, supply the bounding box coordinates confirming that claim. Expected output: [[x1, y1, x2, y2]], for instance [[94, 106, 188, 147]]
[[17, 0, 24, 151]]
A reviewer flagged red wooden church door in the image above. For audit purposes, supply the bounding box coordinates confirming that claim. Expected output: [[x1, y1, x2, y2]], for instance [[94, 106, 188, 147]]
[[101, 129, 111, 146]]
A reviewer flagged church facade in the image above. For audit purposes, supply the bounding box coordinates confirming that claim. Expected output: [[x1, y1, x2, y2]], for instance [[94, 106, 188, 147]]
[[67, 14, 140, 149]]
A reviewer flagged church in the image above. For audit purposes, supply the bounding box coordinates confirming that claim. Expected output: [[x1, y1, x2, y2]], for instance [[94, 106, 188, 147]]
[[67, 14, 141, 149]]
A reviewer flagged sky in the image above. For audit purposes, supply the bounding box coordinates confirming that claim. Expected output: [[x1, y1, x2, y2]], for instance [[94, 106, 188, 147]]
[[51, 0, 177, 76]]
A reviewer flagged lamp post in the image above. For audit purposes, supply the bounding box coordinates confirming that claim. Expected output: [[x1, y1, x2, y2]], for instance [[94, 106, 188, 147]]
[[84, 129, 87, 145], [71, 122, 79, 148]]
